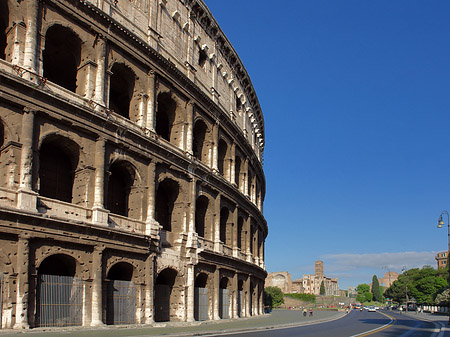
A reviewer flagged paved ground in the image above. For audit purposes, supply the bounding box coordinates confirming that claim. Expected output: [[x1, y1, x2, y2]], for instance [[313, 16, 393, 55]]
[[0, 309, 345, 337]]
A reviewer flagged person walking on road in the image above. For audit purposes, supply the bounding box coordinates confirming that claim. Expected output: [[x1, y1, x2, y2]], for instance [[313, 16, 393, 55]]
[[309, 308, 313, 317]]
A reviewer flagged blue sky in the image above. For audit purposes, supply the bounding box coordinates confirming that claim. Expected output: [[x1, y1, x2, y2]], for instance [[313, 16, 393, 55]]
[[204, 0, 450, 289]]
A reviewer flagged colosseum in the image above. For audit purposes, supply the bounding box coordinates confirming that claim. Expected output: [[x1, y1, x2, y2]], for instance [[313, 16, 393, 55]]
[[0, 0, 267, 329]]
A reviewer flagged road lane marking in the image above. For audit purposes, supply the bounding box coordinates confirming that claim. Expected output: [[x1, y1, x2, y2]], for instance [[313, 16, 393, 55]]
[[348, 311, 395, 337]]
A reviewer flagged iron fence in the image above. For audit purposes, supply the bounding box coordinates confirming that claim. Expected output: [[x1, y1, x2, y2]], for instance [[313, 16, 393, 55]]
[[37, 274, 83, 327], [106, 280, 136, 325]]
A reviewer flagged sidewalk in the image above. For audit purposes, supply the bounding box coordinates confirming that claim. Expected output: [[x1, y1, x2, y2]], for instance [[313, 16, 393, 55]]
[[401, 311, 450, 337], [0, 310, 345, 337]]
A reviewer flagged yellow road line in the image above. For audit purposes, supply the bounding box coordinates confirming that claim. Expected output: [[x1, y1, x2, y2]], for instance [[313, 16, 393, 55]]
[[349, 311, 396, 337]]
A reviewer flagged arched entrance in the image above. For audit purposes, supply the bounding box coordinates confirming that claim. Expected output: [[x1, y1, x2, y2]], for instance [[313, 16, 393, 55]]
[[194, 273, 208, 321], [219, 277, 230, 319], [106, 262, 136, 325], [237, 279, 244, 317], [36, 254, 82, 327], [154, 268, 179, 322]]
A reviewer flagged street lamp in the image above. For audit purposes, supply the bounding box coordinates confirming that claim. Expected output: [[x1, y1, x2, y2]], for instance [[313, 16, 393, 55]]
[[437, 210, 450, 325]]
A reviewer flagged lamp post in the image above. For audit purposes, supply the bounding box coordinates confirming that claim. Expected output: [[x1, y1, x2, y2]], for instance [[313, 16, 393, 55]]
[[437, 210, 450, 325]]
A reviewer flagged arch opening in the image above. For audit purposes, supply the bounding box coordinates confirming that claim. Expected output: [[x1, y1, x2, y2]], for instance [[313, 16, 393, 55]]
[[156, 92, 176, 142], [220, 207, 229, 245], [0, 0, 8, 60], [155, 178, 179, 232], [106, 161, 134, 217], [155, 268, 182, 322], [195, 195, 208, 238], [43, 25, 81, 92], [194, 273, 209, 321], [109, 63, 135, 119], [193, 120, 207, 162]]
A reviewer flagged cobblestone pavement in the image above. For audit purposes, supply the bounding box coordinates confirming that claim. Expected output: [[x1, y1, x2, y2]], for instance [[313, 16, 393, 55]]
[[0, 309, 345, 337]]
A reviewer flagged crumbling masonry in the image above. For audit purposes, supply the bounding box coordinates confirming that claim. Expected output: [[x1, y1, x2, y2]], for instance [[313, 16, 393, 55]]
[[0, 0, 267, 329]]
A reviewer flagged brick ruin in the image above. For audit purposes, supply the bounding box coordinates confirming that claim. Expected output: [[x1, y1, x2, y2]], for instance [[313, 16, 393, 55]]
[[0, 0, 267, 329]]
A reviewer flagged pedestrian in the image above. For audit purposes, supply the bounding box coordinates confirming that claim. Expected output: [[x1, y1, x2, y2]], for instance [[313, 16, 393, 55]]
[[309, 308, 313, 317], [303, 308, 307, 317]]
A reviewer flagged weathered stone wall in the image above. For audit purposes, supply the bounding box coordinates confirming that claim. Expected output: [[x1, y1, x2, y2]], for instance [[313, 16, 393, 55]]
[[0, 0, 267, 330]]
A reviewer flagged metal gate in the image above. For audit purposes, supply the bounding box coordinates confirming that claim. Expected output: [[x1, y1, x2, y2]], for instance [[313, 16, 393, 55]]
[[106, 280, 136, 325], [194, 287, 208, 321], [0, 272, 3, 328], [237, 290, 243, 317], [219, 288, 229, 319], [154, 284, 171, 322], [37, 274, 83, 327]]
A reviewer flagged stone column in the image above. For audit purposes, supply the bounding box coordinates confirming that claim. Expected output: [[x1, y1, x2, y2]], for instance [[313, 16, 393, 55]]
[[187, 177, 196, 234], [244, 158, 249, 197], [232, 273, 238, 318], [146, 70, 156, 132], [211, 122, 219, 171], [14, 235, 30, 329], [213, 268, 220, 320], [92, 138, 108, 225], [185, 102, 194, 156], [232, 205, 239, 257], [213, 194, 221, 252], [186, 264, 195, 322], [17, 108, 37, 210], [145, 161, 158, 237], [90, 246, 104, 326], [94, 36, 107, 110], [144, 254, 154, 323], [244, 276, 250, 317], [230, 142, 235, 184], [138, 93, 149, 129], [23, 0, 39, 80]]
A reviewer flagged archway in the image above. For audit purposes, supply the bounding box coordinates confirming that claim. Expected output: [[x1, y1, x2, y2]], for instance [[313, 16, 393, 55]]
[[106, 262, 136, 325], [109, 63, 135, 119], [39, 138, 78, 203], [106, 161, 134, 217], [43, 25, 81, 92], [36, 254, 82, 327], [219, 277, 230, 319], [194, 273, 208, 321], [195, 195, 208, 238], [154, 268, 183, 322]]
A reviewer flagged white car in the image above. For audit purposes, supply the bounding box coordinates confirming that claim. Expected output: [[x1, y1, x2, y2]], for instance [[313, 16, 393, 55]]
[[368, 306, 376, 312]]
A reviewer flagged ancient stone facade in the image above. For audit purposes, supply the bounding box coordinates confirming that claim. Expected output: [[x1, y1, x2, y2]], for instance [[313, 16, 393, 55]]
[[264, 272, 292, 293], [0, 0, 267, 329]]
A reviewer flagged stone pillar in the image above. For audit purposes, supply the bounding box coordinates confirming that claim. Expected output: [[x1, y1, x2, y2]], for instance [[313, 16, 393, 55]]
[[17, 108, 37, 210], [187, 177, 196, 234], [90, 246, 104, 326], [244, 158, 249, 197], [145, 161, 158, 236], [186, 264, 195, 322], [14, 235, 30, 329], [230, 142, 235, 184], [92, 138, 108, 225], [244, 276, 250, 317], [94, 36, 107, 110], [23, 0, 39, 79], [232, 273, 238, 318], [213, 194, 221, 252], [185, 102, 194, 156], [146, 70, 156, 132], [232, 205, 238, 256], [144, 254, 154, 324], [213, 268, 220, 320], [212, 122, 219, 171], [138, 93, 149, 129]]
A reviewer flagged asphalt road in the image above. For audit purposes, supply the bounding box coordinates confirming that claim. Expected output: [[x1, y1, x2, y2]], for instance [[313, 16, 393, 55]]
[[206, 310, 439, 337]]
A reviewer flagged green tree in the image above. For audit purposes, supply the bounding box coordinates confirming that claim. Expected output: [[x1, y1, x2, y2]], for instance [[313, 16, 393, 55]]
[[356, 284, 370, 295], [320, 281, 325, 295], [264, 286, 284, 309], [372, 275, 381, 302], [384, 266, 447, 305]]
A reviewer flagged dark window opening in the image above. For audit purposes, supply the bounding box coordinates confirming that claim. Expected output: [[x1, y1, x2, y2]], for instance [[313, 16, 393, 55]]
[[220, 277, 228, 289], [195, 273, 208, 288], [218, 139, 227, 176], [198, 48, 207, 68], [38, 254, 76, 277], [109, 63, 135, 119], [235, 94, 242, 112], [43, 25, 81, 92], [193, 120, 207, 161], [0, 1, 8, 60], [237, 217, 243, 249], [0, 122, 4, 148], [155, 179, 179, 231], [195, 195, 208, 237], [235, 156, 241, 188], [107, 262, 133, 281], [220, 207, 229, 244], [156, 93, 176, 141], [106, 162, 133, 217], [39, 141, 75, 203]]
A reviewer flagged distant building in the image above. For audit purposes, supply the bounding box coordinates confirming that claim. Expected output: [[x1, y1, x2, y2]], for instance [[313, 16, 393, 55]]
[[265, 272, 292, 293], [378, 271, 400, 288], [436, 251, 448, 270]]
